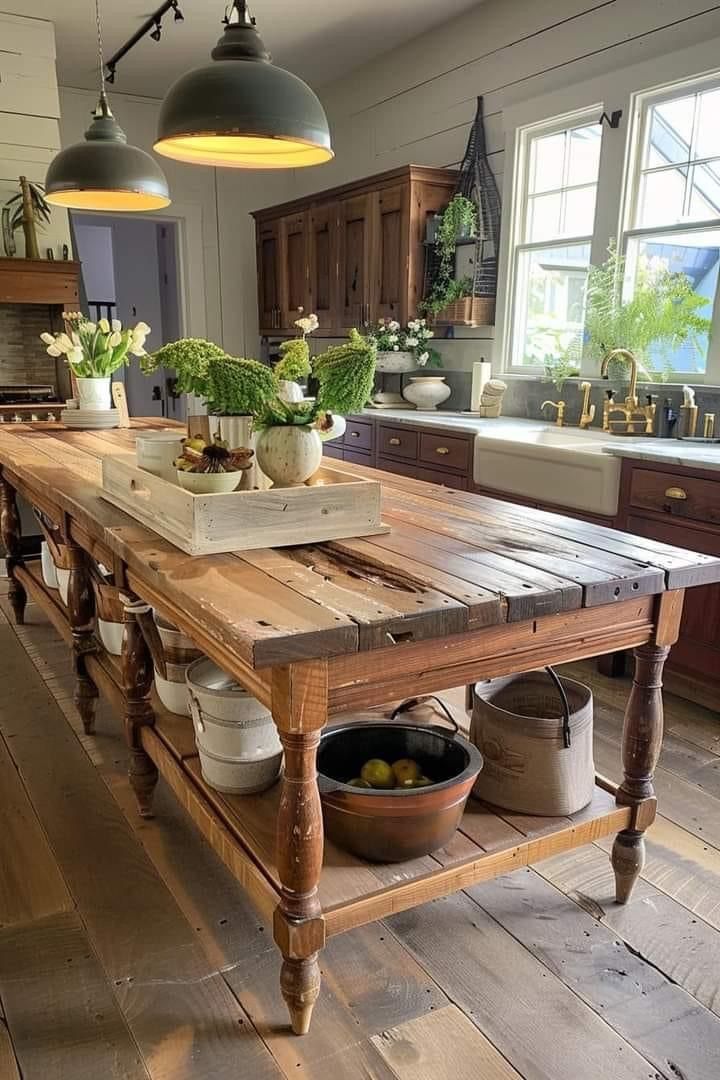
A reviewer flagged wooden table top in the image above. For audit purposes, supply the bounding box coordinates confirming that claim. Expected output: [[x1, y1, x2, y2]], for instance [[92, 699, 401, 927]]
[[1, 420, 719, 669]]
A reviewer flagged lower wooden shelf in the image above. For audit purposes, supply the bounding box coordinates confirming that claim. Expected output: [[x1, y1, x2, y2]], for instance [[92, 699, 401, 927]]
[[146, 707, 631, 938], [16, 554, 633, 942]]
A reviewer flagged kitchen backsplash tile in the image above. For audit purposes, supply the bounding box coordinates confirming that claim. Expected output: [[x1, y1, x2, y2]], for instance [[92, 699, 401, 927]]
[[0, 304, 59, 387]]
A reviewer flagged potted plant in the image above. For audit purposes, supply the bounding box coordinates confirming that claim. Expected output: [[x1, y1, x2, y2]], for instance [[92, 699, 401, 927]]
[[41, 312, 150, 411], [584, 242, 712, 381], [419, 195, 489, 324], [142, 339, 278, 485], [366, 317, 441, 373], [2, 176, 50, 259], [254, 328, 377, 487]]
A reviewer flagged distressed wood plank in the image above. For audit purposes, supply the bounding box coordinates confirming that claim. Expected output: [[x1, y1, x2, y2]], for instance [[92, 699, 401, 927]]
[[371, 1005, 522, 1080], [0, 912, 148, 1080], [388, 890, 659, 1080], [470, 868, 720, 1080], [0, 612, 283, 1080], [0, 730, 73, 928]]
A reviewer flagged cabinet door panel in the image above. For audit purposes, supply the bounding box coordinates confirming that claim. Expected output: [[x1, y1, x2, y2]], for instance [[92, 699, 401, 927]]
[[339, 194, 373, 330], [308, 204, 338, 330], [626, 513, 720, 682], [281, 211, 308, 327], [257, 220, 281, 331], [374, 184, 409, 323]]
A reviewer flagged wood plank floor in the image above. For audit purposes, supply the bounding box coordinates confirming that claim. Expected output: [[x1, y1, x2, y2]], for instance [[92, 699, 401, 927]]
[[1, 581, 719, 1080]]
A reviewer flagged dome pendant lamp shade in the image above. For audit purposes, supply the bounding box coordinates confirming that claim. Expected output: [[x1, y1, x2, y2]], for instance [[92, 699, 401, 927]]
[[154, 0, 333, 169], [46, 92, 171, 211]]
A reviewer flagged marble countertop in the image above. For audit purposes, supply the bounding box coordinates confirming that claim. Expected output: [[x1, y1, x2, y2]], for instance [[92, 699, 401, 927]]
[[360, 409, 720, 471], [601, 440, 720, 472]]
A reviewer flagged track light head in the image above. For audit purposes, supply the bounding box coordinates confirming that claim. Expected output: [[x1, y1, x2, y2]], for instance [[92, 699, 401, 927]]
[[150, 21, 162, 41]]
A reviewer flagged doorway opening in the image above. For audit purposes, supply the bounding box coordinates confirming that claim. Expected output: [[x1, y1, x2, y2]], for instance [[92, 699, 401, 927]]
[[70, 212, 185, 420]]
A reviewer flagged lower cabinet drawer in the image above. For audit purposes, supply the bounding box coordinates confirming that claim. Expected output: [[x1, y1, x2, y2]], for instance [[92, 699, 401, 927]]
[[343, 449, 372, 465], [418, 431, 470, 473], [378, 424, 418, 460], [629, 467, 720, 526], [343, 419, 373, 451], [322, 444, 344, 460], [377, 456, 468, 489]]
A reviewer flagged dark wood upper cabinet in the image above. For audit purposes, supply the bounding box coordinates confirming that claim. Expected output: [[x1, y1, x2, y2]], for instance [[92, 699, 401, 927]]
[[374, 184, 409, 324], [256, 220, 282, 332], [338, 192, 373, 331], [253, 165, 456, 336], [308, 203, 338, 331], [280, 211, 309, 328]]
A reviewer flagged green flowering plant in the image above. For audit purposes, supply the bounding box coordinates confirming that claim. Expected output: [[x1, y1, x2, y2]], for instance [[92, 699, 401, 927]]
[[41, 312, 150, 378], [274, 312, 317, 382], [254, 328, 377, 431], [142, 338, 277, 415], [365, 317, 441, 368]]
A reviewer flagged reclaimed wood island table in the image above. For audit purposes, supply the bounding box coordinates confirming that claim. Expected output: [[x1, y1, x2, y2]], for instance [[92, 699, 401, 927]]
[[1, 420, 719, 1037]]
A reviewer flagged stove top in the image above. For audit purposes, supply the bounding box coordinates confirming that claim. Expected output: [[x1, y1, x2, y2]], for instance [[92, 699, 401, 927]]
[[0, 385, 58, 404]]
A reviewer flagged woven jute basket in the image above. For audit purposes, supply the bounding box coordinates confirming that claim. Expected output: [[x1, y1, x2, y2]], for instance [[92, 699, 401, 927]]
[[435, 296, 495, 326], [470, 669, 594, 816]]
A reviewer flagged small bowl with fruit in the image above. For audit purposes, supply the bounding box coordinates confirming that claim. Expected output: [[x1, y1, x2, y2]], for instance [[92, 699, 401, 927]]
[[317, 703, 483, 862], [175, 434, 255, 494]]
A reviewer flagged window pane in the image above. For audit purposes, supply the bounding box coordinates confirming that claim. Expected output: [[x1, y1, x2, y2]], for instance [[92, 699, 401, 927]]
[[530, 132, 565, 194], [696, 88, 720, 159], [637, 166, 687, 227], [512, 243, 590, 367], [688, 161, 720, 220], [564, 185, 597, 235], [646, 94, 695, 167], [567, 125, 601, 185], [624, 230, 719, 375], [527, 192, 562, 241]]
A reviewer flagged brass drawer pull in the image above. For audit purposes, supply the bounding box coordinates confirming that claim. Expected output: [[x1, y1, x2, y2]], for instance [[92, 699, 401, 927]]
[[435, 446, 450, 455], [664, 486, 687, 500], [388, 437, 401, 446]]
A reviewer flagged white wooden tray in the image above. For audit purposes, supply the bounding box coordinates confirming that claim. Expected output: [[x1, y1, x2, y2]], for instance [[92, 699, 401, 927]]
[[101, 455, 388, 555]]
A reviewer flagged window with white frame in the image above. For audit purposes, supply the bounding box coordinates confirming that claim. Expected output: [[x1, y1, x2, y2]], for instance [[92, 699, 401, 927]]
[[622, 77, 720, 377], [503, 63, 720, 383], [508, 113, 602, 369]]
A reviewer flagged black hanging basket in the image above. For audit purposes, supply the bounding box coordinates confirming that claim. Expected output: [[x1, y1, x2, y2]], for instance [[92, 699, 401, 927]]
[[424, 97, 502, 326]]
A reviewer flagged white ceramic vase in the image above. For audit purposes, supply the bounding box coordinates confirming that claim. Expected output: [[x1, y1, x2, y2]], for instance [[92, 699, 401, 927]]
[[375, 350, 416, 374], [255, 424, 323, 487], [402, 376, 451, 411], [76, 376, 112, 411], [212, 414, 270, 491], [278, 379, 306, 404]]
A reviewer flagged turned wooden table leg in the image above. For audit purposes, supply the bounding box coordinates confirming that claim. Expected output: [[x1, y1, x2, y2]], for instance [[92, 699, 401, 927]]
[[272, 661, 327, 1036], [0, 472, 27, 625], [66, 547, 99, 735], [121, 595, 157, 817], [612, 641, 670, 904]]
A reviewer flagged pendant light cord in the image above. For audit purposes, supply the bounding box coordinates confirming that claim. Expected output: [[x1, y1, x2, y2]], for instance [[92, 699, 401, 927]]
[[95, 0, 105, 89]]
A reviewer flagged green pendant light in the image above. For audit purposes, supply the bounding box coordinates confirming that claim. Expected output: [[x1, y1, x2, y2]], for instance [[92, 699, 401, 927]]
[[46, 0, 170, 212], [154, 0, 333, 169]]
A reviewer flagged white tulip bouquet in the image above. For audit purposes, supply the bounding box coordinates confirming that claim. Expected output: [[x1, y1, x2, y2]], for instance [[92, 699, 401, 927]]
[[41, 312, 151, 378]]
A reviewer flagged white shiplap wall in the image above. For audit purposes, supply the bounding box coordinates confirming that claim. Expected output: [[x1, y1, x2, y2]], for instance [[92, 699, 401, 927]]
[[0, 13, 71, 256]]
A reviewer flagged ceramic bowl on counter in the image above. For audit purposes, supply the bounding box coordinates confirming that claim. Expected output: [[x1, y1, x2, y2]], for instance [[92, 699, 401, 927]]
[[187, 658, 282, 795], [177, 469, 241, 494]]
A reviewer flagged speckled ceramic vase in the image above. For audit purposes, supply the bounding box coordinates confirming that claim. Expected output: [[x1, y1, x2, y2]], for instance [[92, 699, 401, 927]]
[[255, 424, 323, 487]]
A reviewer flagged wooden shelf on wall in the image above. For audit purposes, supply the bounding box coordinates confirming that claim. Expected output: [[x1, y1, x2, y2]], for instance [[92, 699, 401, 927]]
[[0, 258, 80, 305]]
